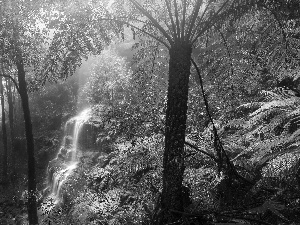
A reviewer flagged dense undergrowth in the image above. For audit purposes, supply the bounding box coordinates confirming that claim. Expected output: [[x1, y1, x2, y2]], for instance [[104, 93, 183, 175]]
[[2, 75, 300, 225], [1, 85, 300, 225], [33, 85, 300, 224]]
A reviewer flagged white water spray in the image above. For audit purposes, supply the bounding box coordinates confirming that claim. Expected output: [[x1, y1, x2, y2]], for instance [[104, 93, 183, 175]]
[[47, 108, 92, 204]]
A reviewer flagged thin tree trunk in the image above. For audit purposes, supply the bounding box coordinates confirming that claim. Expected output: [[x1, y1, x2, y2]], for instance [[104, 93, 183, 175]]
[[6, 78, 16, 173], [14, 33, 38, 224], [0, 75, 8, 184], [161, 41, 192, 223]]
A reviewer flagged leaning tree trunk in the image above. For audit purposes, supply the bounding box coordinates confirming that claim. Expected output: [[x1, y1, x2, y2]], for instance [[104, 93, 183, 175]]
[[160, 41, 192, 224], [15, 46, 38, 224], [0, 75, 8, 184]]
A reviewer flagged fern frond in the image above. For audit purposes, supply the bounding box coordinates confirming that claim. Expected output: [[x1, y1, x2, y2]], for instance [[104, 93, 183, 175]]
[[285, 129, 300, 143], [261, 88, 300, 101], [250, 99, 296, 117], [222, 118, 249, 132], [283, 109, 300, 133], [235, 102, 264, 115], [287, 141, 300, 150], [273, 87, 300, 99], [223, 138, 246, 154], [260, 90, 283, 101], [287, 108, 300, 118], [253, 133, 300, 168], [249, 112, 289, 138], [248, 99, 298, 129], [249, 108, 288, 128]]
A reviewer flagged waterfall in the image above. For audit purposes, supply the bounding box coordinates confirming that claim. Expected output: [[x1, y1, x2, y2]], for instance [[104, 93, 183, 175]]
[[47, 108, 92, 204]]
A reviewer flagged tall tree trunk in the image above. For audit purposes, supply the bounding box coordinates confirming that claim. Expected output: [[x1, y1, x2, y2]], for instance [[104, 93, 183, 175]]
[[160, 41, 192, 223], [0, 75, 8, 184], [6, 78, 16, 174], [14, 41, 38, 225]]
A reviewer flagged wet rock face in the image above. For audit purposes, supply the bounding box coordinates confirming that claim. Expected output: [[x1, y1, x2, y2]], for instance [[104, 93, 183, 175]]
[[64, 120, 102, 151], [47, 158, 64, 183], [78, 123, 102, 150]]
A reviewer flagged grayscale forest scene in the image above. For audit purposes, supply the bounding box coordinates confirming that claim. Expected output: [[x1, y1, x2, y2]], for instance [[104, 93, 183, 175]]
[[0, 0, 300, 224]]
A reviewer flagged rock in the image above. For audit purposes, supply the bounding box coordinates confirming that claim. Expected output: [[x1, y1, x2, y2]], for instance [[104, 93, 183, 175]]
[[60, 147, 67, 155], [64, 135, 73, 147], [57, 153, 65, 160]]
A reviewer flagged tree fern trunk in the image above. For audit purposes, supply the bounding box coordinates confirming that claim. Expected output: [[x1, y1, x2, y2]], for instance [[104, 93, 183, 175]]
[[161, 41, 192, 223]]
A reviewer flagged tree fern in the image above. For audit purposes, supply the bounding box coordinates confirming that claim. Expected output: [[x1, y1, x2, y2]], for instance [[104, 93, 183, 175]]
[[183, 85, 299, 223], [218, 86, 300, 185]]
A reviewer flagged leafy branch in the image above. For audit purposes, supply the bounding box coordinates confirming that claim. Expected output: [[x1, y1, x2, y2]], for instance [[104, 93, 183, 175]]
[[100, 17, 171, 49], [0, 68, 20, 94]]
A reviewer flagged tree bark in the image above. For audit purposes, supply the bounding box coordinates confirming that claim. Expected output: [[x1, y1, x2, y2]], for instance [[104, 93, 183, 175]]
[[6, 78, 16, 173], [0, 75, 8, 184], [160, 41, 192, 223], [15, 42, 38, 225]]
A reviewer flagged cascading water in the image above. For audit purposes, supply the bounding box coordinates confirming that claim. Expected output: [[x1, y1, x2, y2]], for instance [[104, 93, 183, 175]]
[[47, 108, 92, 204]]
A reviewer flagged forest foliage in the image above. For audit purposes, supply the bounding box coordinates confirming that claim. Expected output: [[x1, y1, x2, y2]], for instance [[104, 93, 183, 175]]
[[0, 0, 300, 224]]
